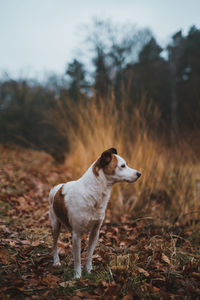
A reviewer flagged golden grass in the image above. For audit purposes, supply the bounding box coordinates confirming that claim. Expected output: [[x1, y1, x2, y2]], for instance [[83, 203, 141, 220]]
[[53, 95, 199, 224]]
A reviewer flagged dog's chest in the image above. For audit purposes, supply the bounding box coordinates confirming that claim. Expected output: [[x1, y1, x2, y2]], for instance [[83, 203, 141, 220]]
[[84, 190, 108, 219], [81, 192, 108, 233]]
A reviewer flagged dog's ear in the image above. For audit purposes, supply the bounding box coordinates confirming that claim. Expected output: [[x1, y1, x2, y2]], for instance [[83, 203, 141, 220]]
[[93, 148, 117, 176], [109, 148, 118, 155], [99, 148, 117, 168]]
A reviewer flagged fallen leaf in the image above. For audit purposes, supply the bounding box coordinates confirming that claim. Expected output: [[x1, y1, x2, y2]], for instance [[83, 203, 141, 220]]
[[152, 286, 160, 293], [76, 290, 85, 297], [94, 286, 104, 295], [57, 241, 69, 248], [137, 267, 150, 277], [43, 274, 59, 287], [191, 272, 200, 278], [122, 294, 134, 300], [0, 249, 10, 264], [161, 253, 170, 265], [42, 290, 49, 298], [32, 240, 40, 247], [20, 240, 31, 245], [0, 225, 10, 233], [60, 280, 75, 287], [9, 240, 16, 246]]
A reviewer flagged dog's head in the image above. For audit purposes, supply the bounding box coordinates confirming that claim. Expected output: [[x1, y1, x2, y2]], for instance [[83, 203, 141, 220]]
[[93, 148, 141, 183]]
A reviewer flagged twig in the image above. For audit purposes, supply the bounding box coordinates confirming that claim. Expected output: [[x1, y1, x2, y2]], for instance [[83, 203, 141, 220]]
[[181, 210, 200, 218], [178, 251, 200, 259], [108, 266, 114, 281], [132, 216, 154, 223], [171, 234, 192, 246], [170, 233, 177, 258]]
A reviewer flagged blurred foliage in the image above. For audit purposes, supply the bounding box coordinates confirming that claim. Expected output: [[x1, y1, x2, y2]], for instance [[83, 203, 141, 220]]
[[0, 80, 68, 162], [0, 21, 200, 160]]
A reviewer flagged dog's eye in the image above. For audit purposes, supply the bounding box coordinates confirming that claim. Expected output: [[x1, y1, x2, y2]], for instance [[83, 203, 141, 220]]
[[121, 164, 126, 168]]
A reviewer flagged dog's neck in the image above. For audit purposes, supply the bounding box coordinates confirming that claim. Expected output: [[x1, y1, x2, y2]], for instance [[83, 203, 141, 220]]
[[82, 162, 113, 186], [78, 163, 113, 201]]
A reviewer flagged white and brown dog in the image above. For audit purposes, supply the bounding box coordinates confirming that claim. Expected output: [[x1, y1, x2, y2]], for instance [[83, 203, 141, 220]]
[[49, 148, 141, 278]]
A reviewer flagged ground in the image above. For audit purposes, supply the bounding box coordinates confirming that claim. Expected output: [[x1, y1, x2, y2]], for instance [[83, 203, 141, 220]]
[[0, 145, 200, 299]]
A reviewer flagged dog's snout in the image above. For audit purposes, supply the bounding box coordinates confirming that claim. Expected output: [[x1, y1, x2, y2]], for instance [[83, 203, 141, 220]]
[[137, 172, 141, 178]]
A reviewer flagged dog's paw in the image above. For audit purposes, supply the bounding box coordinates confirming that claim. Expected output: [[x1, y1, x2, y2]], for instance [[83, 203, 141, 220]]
[[74, 268, 81, 279], [74, 270, 81, 279], [85, 265, 92, 273], [53, 261, 61, 267]]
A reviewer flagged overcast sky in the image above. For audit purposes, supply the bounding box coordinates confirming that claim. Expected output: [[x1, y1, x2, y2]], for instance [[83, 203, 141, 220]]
[[0, 0, 200, 80]]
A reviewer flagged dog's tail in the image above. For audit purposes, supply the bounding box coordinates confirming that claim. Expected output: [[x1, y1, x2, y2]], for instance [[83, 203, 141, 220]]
[[49, 183, 64, 205]]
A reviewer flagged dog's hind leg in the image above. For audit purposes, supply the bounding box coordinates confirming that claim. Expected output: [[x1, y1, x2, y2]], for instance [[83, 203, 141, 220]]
[[72, 231, 81, 278], [52, 220, 61, 266], [49, 208, 61, 266], [85, 222, 101, 273]]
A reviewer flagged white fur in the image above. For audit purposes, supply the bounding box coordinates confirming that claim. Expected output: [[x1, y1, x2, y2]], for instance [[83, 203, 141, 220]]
[[49, 153, 141, 278]]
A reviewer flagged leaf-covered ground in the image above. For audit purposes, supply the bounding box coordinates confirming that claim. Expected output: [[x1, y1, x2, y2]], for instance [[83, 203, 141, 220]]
[[0, 145, 200, 299]]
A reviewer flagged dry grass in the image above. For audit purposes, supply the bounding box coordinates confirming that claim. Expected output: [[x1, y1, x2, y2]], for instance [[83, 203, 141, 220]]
[[53, 95, 199, 224]]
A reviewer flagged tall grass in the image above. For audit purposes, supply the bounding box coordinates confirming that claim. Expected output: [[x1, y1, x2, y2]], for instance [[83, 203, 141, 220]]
[[53, 95, 199, 224]]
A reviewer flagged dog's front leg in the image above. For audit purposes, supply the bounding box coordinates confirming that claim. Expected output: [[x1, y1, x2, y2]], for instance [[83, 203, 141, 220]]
[[85, 222, 101, 273], [72, 231, 81, 278]]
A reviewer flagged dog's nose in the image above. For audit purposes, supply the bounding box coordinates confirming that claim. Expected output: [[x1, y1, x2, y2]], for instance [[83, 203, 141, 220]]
[[137, 172, 141, 178]]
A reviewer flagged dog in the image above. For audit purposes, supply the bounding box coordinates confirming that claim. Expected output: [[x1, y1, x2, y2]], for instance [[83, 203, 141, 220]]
[[49, 148, 141, 278]]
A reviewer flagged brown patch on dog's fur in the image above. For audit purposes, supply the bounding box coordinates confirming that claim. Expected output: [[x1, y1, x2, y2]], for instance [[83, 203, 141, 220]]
[[92, 162, 100, 176], [103, 154, 118, 175], [92, 148, 117, 176], [53, 186, 71, 230]]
